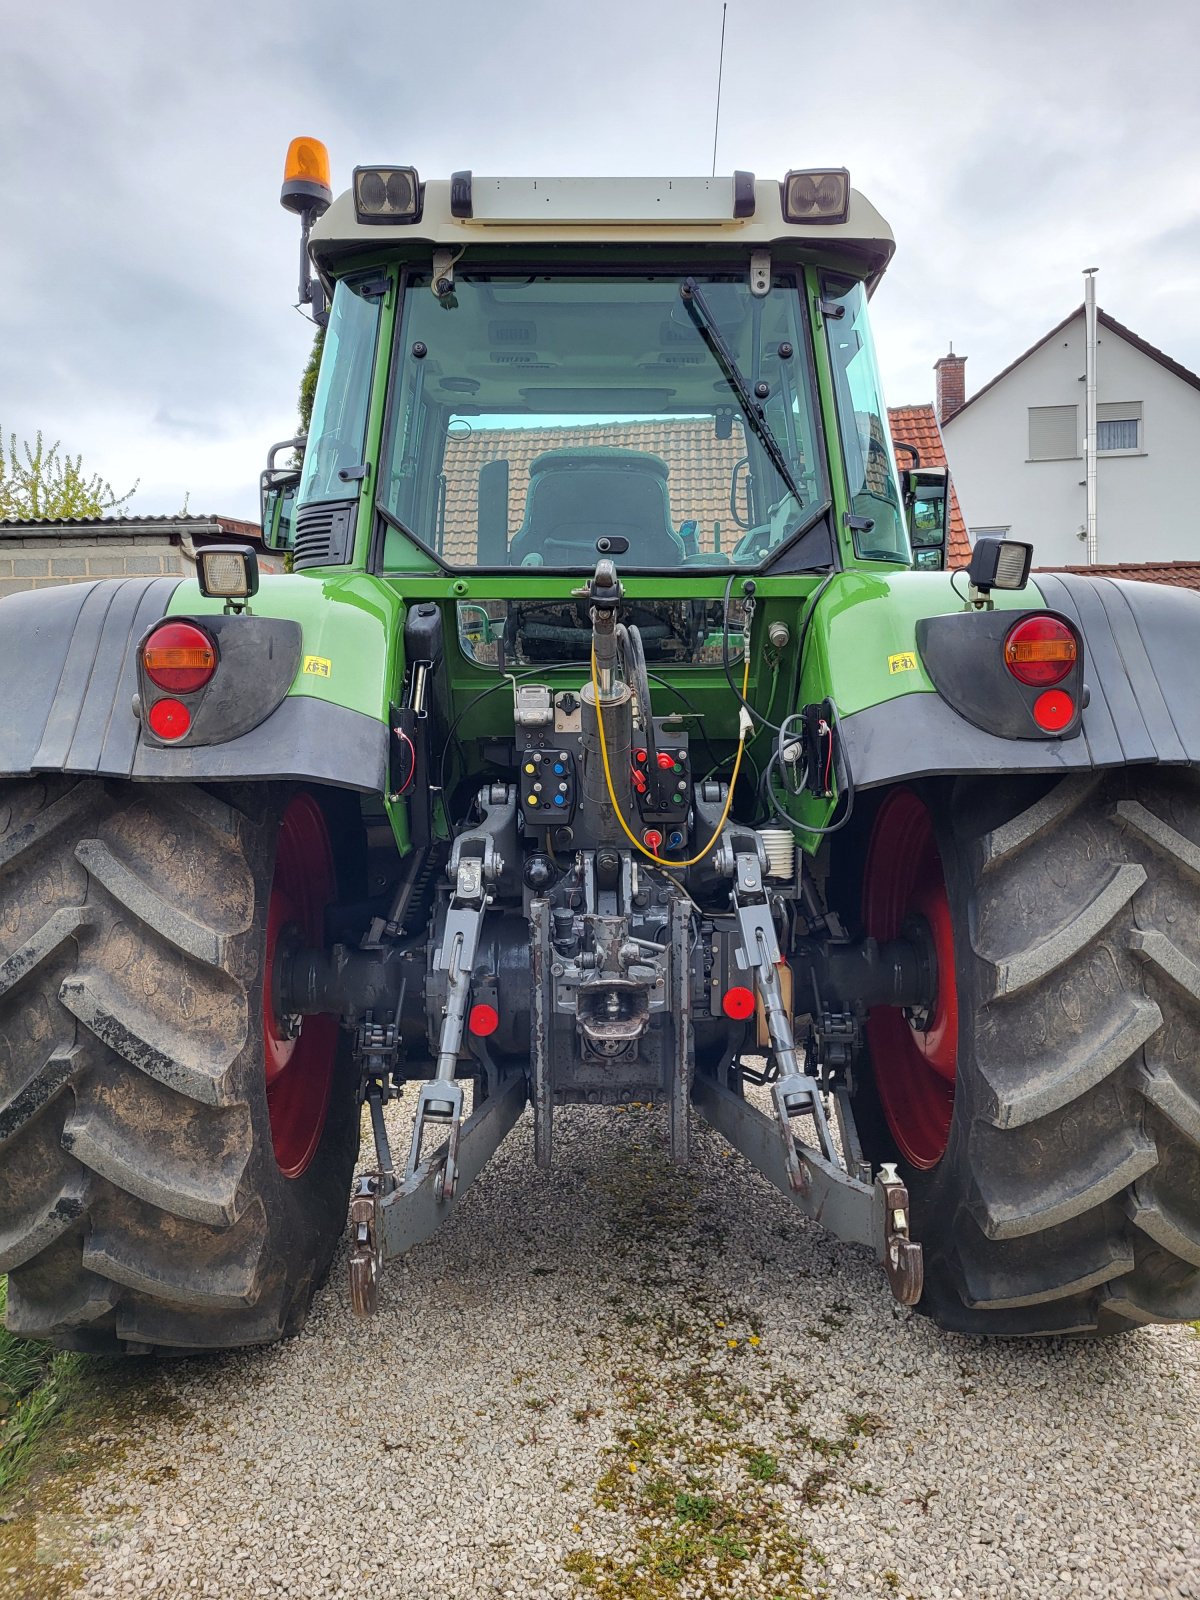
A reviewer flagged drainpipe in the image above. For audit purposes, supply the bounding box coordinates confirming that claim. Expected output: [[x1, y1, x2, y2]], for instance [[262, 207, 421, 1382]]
[[1084, 267, 1099, 565]]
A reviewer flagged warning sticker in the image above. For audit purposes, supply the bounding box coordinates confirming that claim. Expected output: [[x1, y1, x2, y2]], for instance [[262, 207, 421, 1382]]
[[302, 655, 332, 678], [887, 652, 918, 675]]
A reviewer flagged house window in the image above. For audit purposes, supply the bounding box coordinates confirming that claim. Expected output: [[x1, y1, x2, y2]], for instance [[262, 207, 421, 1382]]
[[971, 525, 1011, 543], [1096, 401, 1142, 453], [1028, 405, 1078, 460]]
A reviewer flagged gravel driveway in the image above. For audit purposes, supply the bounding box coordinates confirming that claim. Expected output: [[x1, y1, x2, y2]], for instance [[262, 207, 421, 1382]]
[[25, 1095, 1200, 1600]]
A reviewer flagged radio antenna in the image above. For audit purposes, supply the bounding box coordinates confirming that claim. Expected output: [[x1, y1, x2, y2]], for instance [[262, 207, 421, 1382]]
[[711, 3, 728, 177]]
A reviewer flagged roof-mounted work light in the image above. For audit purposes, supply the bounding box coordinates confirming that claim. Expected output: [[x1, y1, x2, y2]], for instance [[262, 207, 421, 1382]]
[[782, 168, 850, 224], [353, 166, 421, 224]]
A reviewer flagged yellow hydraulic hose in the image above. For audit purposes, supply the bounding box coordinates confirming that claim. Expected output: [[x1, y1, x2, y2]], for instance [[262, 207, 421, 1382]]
[[589, 644, 751, 869]]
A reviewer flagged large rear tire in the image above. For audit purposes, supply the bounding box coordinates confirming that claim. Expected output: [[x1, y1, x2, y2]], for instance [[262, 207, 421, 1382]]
[[0, 778, 359, 1354], [855, 770, 1200, 1336]]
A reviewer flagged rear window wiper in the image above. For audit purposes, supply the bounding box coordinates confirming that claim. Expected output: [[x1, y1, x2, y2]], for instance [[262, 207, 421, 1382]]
[[680, 277, 804, 507]]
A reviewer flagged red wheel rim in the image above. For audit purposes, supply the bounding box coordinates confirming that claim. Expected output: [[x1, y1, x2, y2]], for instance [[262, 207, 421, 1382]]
[[262, 794, 338, 1178], [862, 790, 957, 1170]]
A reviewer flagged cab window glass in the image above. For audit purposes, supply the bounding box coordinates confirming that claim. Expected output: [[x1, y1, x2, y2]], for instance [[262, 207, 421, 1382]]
[[378, 273, 826, 572], [821, 274, 909, 563], [297, 278, 382, 506]]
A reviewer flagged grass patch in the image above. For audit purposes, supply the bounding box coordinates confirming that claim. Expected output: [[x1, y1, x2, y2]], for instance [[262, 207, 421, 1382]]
[[0, 1319, 196, 1599], [742, 1448, 783, 1484], [0, 1279, 83, 1496], [563, 1116, 899, 1599], [565, 1158, 821, 1596]]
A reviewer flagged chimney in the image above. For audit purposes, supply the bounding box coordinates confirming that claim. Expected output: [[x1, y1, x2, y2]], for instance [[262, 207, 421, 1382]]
[[934, 346, 967, 423]]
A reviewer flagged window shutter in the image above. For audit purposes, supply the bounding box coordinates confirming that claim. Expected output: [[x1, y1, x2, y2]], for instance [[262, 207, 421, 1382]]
[[1096, 401, 1141, 452], [1028, 405, 1079, 460]]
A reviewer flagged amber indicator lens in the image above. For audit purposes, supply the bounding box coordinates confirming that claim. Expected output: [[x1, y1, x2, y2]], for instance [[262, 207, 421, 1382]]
[[142, 622, 217, 693], [1004, 616, 1077, 688]]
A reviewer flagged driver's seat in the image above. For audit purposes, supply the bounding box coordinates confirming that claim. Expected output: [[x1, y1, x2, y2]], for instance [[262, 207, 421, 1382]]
[[507, 448, 684, 567]]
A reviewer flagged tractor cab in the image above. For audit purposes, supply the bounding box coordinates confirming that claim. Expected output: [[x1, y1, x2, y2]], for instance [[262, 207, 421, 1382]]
[[266, 148, 937, 578]]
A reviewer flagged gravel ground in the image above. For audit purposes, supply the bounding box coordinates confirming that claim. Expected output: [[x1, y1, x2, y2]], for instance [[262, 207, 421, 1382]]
[[19, 1093, 1200, 1600]]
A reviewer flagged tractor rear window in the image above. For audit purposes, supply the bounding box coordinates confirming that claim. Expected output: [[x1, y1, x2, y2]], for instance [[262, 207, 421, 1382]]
[[377, 273, 827, 572]]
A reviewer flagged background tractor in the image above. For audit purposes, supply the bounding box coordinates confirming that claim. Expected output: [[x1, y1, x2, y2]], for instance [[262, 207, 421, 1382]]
[[1, 142, 1198, 1353]]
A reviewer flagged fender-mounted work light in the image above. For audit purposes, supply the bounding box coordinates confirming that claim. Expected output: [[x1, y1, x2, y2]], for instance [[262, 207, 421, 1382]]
[[353, 166, 421, 224], [782, 169, 850, 224], [967, 537, 1033, 594], [281, 137, 332, 216], [197, 544, 260, 609]]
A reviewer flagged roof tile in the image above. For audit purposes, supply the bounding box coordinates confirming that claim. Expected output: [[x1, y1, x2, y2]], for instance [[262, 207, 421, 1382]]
[[441, 420, 750, 561], [1044, 561, 1200, 592], [887, 404, 972, 565]]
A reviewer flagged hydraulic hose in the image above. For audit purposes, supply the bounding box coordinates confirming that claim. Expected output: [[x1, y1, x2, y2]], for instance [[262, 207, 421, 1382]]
[[590, 642, 750, 869]]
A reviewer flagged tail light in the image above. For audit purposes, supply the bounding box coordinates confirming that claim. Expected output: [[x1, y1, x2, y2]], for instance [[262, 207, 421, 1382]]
[[147, 698, 192, 740], [1032, 690, 1076, 733], [142, 622, 217, 693], [1004, 616, 1077, 687]]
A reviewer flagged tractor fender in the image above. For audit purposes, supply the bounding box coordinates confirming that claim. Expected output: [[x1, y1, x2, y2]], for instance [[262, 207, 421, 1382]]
[[839, 573, 1200, 789], [0, 578, 387, 793]]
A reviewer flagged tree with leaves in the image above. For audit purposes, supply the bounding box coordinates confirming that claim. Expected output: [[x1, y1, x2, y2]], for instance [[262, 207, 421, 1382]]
[[298, 328, 325, 435], [0, 428, 137, 521]]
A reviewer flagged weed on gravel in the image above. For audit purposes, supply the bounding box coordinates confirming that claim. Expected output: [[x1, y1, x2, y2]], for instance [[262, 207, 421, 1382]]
[[562, 1109, 887, 1600]]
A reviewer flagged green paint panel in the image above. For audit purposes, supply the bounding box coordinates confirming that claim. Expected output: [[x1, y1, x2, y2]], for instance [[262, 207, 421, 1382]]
[[802, 570, 1046, 716], [166, 572, 403, 722]]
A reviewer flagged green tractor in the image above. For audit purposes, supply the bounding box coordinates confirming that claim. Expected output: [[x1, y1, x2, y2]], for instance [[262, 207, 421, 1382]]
[[2, 140, 1198, 1354]]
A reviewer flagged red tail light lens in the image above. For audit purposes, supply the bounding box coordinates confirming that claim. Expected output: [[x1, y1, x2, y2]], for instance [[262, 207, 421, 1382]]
[[722, 986, 756, 1020], [1032, 689, 1076, 732], [147, 697, 192, 740], [1004, 617, 1077, 687], [468, 1003, 500, 1037], [142, 622, 217, 692]]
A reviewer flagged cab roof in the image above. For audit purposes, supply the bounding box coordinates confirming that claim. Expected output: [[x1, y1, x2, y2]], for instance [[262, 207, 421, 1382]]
[[308, 174, 896, 289]]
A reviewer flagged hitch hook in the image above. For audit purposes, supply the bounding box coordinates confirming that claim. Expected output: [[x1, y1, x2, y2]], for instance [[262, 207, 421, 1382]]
[[876, 1162, 923, 1306], [348, 1174, 381, 1317]]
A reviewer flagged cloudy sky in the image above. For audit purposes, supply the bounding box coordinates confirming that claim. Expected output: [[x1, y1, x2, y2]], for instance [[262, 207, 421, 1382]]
[[2, 0, 1198, 520]]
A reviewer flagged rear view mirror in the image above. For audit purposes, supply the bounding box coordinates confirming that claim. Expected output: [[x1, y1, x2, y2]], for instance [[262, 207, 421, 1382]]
[[260, 436, 306, 553], [260, 472, 299, 552], [904, 466, 949, 571]]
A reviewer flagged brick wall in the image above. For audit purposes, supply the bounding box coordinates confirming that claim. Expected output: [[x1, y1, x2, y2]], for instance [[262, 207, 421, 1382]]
[[0, 532, 182, 599], [934, 352, 968, 424], [0, 517, 281, 601]]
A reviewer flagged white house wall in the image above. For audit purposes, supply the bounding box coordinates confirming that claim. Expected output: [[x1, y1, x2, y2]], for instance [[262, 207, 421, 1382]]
[[942, 313, 1200, 568]]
